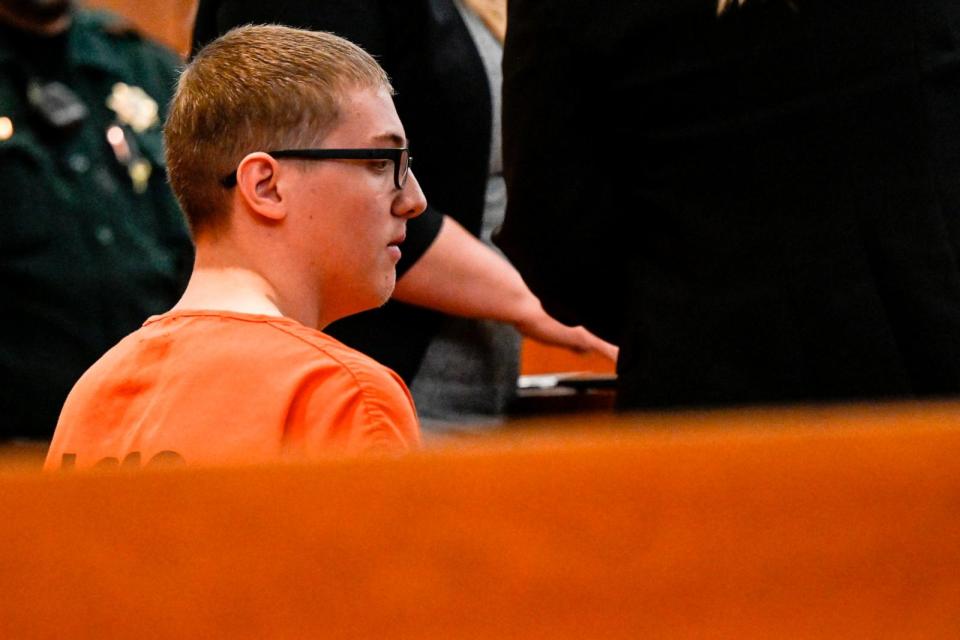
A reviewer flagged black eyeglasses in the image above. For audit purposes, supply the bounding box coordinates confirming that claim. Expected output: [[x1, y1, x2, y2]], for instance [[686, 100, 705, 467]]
[[220, 148, 412, 190]]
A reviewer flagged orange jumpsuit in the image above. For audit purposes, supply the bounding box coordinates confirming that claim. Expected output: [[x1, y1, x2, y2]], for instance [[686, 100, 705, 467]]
[[45, 311, 420, 470]]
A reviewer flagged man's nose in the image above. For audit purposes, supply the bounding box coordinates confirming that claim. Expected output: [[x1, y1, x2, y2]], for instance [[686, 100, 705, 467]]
[[393, 171, 427, 219]]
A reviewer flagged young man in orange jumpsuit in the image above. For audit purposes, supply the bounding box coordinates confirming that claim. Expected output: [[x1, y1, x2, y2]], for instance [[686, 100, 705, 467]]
[[46, 25, 427, 469]]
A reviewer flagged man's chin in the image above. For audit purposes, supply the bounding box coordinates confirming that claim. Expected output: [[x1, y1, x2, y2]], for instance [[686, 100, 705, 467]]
[[329, 273, 396, 323], [348, 275, 395, 315], [376, 274, 397, 308]]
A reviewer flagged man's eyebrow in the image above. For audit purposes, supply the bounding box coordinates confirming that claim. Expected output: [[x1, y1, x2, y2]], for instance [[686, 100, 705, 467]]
[[371, 132, 407, 146]]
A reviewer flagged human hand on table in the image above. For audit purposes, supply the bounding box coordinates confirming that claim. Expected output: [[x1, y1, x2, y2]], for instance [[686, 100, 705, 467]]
[[512, 299, 619, 363]]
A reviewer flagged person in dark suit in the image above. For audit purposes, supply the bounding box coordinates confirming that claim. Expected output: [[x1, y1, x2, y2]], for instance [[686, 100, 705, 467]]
[[497, 0, 960, 409], [192, 0, 616, 397]]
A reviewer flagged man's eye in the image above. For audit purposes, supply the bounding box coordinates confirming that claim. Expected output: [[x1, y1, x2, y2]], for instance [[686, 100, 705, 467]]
[[369, 160, 390, 172]]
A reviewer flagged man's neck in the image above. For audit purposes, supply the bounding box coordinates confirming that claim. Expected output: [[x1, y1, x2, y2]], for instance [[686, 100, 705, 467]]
[[172, 267, 284, 317], [173, 243, 327, 329]]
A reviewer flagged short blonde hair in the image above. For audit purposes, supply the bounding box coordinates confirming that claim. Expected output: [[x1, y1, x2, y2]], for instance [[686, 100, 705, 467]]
[[165, 24, 393, 233]]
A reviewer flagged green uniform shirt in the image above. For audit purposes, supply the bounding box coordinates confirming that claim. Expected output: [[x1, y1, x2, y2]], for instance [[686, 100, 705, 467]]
[[0, 10, 193, 440]]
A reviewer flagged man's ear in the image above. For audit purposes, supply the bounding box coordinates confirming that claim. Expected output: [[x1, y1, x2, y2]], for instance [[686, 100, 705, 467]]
[[235, 152, 287, 222]]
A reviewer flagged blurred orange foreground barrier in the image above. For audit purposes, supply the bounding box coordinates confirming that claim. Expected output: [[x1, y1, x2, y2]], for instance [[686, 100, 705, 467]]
[[2, 402, 960, 638]]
